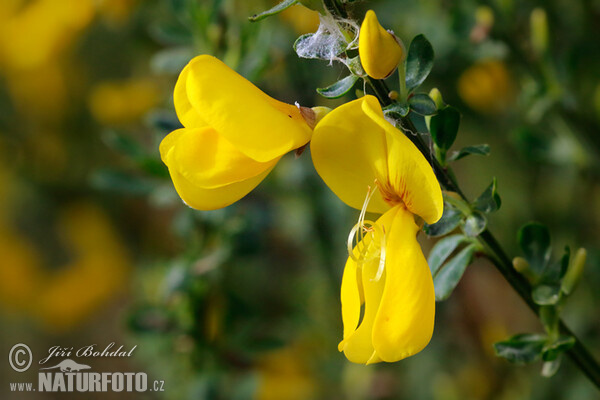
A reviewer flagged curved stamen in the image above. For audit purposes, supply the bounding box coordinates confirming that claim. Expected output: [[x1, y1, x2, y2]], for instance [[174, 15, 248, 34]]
[[347, 183, 387, 282]]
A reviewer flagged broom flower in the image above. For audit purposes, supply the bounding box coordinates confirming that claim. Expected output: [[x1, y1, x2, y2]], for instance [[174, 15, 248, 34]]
[[311, 95, 443, 363]]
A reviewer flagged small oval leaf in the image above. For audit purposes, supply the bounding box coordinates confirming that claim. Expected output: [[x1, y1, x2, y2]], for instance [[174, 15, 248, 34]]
[[424, 205, 462, 237], [428, 234, 468, 276], [409, 93, 437, 115], [494, 333, 547, 364], [316, 75, 359, 98], [405, 34, 434, 92], [430, 106, 460, 150], [433, 243, 477, 301], [249, 0, 298, 22], [448, 144, 490, 161]]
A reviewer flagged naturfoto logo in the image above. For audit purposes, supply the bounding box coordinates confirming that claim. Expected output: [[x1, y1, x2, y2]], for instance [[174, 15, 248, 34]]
[[8, 343, 165, 394]]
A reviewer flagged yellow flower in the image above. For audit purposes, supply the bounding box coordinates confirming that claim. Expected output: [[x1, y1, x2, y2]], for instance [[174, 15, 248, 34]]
[[359, 10, 405, 79], [0, 0, 94, 70], [35, 203, 131, 331], [160, 55, 313, 210], [311, 95, 443, 364], [89, 79, 160, 125], [457, 60, 516, 114]]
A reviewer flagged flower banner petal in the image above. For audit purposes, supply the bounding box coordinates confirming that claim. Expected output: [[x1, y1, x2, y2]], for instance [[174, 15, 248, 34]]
[[184, 55, 312, 162], [362, 97, 443, 224], [311, 96, 390, 214]]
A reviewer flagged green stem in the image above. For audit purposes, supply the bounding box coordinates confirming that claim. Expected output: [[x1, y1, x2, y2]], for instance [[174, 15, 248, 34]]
[[365, 75, 600, 389]]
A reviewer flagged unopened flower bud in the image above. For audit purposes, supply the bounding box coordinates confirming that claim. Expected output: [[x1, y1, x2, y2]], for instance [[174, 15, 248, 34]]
[[530, 8, 548, 56], [561, 248, 586, 295], [428, 88, 445, 110], [359, 10, 405, 79], [513, 256, 536, 283]]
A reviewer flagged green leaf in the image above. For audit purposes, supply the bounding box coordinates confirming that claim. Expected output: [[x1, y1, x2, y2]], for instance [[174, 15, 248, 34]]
[[405, 34, 434, 92], [532, 284, 561, 305], [428, 234, 468, 276], [429, 106, 460, 151], [542, 335, 575, 361], [518, 223, 551, 275], [423, 206, 462, 237], [463, 211, 487, 237], [409, 94, 437, 115], [474, 177, 502, 213], [316, 75, 358, 98], [447, 144, 490, 162], [249, 0, 298, 22], [540, 246, 570, 284], [433, 243, 477, 301], [383, 102, 410, 118], [494, 333, 547, 364]]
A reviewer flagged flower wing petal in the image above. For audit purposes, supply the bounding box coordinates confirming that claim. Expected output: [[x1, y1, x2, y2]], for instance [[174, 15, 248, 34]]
[[310, 96, 390, 214], [160, 128, 278, 189], [183, 55, 312, 162], [167, 164, 274, 211], [339, 207, 399, 364]]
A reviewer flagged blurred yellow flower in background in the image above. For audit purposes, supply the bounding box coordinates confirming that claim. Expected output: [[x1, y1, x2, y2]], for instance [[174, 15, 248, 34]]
[[161, 55, 313, 210], [89, 79, 160, 126], [97, 0, 138, 25], [279, 3, 320, 34], [0, 201, 131, 332], [0, 0, 95, 123], [457, 60, 516, 114], [0, 0, 94, 70], [359, 10, 405, 79], [311, 95, 443, 364], [256, 345, 316, 400]]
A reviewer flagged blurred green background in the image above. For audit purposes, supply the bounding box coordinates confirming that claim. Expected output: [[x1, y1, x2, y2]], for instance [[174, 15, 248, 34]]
[[0, 0, 599, 399]]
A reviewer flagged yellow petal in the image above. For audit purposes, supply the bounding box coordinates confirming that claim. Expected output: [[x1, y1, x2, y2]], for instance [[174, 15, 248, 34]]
[[181, 55, 312, 162], [160, 128, 278, 189], [167, 162, 274, 211], [371, 205, 435, 362], [310, 96, 390, 214], [311, 95, 443, 223], [173, 63, 207, 128], [359, 10, 404, 79], [362, 101, 443, 224], [339, 207, 399, 364]]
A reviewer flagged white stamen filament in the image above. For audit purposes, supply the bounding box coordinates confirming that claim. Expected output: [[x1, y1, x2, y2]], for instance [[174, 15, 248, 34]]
[[347, 183, 387, 282]]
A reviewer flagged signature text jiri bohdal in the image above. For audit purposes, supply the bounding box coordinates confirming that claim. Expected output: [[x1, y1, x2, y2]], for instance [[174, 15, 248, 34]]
[[39, 343, 137, 365]]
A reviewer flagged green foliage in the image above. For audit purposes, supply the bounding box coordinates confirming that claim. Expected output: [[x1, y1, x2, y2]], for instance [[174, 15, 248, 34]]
[[447, 144, 490, 161], [433, 243, 478, 301], [518, 223, 551, 276], [248, 0, 299, 22], [405, 34, 434, 93], [408, 93, 437, 115], [473, 178, 502, 213], [423, 204, 462, 237], [429, 106, 460, 153], [317, 75, 359, 98], [428, 234, 468, 275], [494, 334, 547, 364], [463, 211, 487, 237]]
